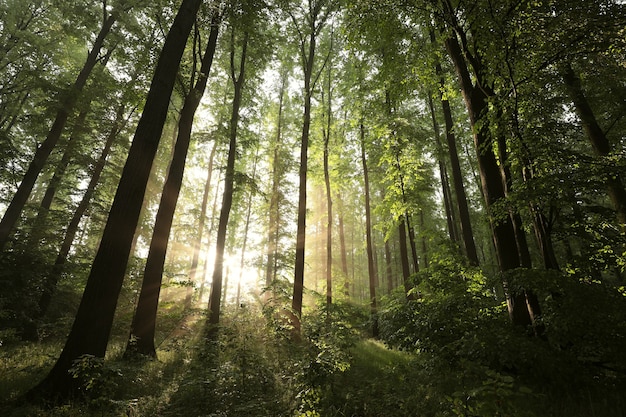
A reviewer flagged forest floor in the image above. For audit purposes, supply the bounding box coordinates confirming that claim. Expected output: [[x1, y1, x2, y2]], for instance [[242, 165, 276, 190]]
[[2, 302, 626, 416]]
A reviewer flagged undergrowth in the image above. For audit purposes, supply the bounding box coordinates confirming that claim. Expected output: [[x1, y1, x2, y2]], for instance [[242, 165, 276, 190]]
[[2, 263, 626, 416]]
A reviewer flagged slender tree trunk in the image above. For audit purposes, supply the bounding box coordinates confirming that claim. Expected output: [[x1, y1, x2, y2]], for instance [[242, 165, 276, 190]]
[[37, 103, 129, 318], [292, 15, 317, 327], [420, 209, 429, 268], [429, 93, 459, 243], [430, 30, 479, 265], [237, 147, 259, 307], [186, 140, 218, 308], [561, 62, 626, 226], [406, 213, 419, 273], [337, 196, 349, 297], [384, 239, 393, 294], [398, 215, 411, 296], [0, 13, 118, 252], [266, 70, 287, 289], [29, 107, 90, 246], [322, 60, 333, 308], [207, 27, 249, 336], [27, 0, 202, 401], [199, 175, 223, 302], [125, 12, 220, 358], [360, 121, 378, 337]]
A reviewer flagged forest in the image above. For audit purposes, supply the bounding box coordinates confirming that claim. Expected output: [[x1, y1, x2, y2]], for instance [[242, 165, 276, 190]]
[[1, 0, 626, 415]]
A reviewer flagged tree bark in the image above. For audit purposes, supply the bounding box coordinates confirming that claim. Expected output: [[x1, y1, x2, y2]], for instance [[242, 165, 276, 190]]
[[322, 59, 333, 308], [561, 62, 626, 226], [398, 215, 411, 296], [37, 102, 128, 318], [430, 29, 480, 265], [266, 69, 287, 288], [27, 0, 202, 401], [292, 5, 319, 327], [428, 94, 459, 244], [125, 12, 220, 358], [360, 121, 378, 337], [337, 195, 350, 297], [208, 26, 249, 336], [444, 34, 536, 326]]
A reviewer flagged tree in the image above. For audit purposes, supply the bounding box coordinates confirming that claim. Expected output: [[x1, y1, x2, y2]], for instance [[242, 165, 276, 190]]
[[289, 0, 334, 328], [434, 2, 539, 326], [125, 5, 222, 358], [429, 28, 479, 265], [207, 1, 254, 336], [360, 121, 379, 337], [561, 62, 626, 227], [0, 1, 120, 252], [26, 0, 204, 400], [321, 30, 335, 308]]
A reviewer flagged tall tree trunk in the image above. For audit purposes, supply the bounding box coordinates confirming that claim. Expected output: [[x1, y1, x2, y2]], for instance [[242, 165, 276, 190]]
[[266, 69, 287, 289], [360, 121, 378, 337], [27, 0, 202, 401], [406, 213, 420, 273], [207, 27, 249, 336], [337, 195, 349, 297], [444, 33, 536, 326], [0, 12, 118, 252], [398, 215, 411, 296], [37, 102, 130, 318], [430, 30, 479, 265], [322, 57, 333, 308], [428, 94, 459, 243], [237, 146, 259, 307], [561, 62, 626, 226], [384, 239, 393, 294], [186, 140, 219, 308], [125, 12, 220, 358], [419, 210, 429, 269], [199, 175, 223, 302], [29, 107, 90, 247], [292, 8, 319, 327]]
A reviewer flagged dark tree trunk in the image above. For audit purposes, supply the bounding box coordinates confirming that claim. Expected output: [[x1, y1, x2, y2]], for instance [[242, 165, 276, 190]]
[[26, 0, 202, 401], [561, 62, 626, 226], [360, 121, 378, 337], [398, 215, 412, 296], [420, 210, 429, 269], [125, 13, 220, 358], [292, 12, 318, 327], [444, 34, 536, 326], [428, 94, 459, 244], [0, 13, 118, 252], [406, 214, 420, 273], [29, 107, 90, 247], [208, 27, 249, 336], [37, 102, 128, 319], [430, 29, 479, 265], [322, 61, 333, 308], [384, 239, 394, 294]]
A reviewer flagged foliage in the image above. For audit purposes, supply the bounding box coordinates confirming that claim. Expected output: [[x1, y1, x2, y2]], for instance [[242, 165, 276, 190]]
[[377, 252, 626, 416]]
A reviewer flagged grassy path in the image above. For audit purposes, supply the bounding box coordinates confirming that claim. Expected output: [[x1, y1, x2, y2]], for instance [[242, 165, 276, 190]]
[[326, 339, 425, 417]]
